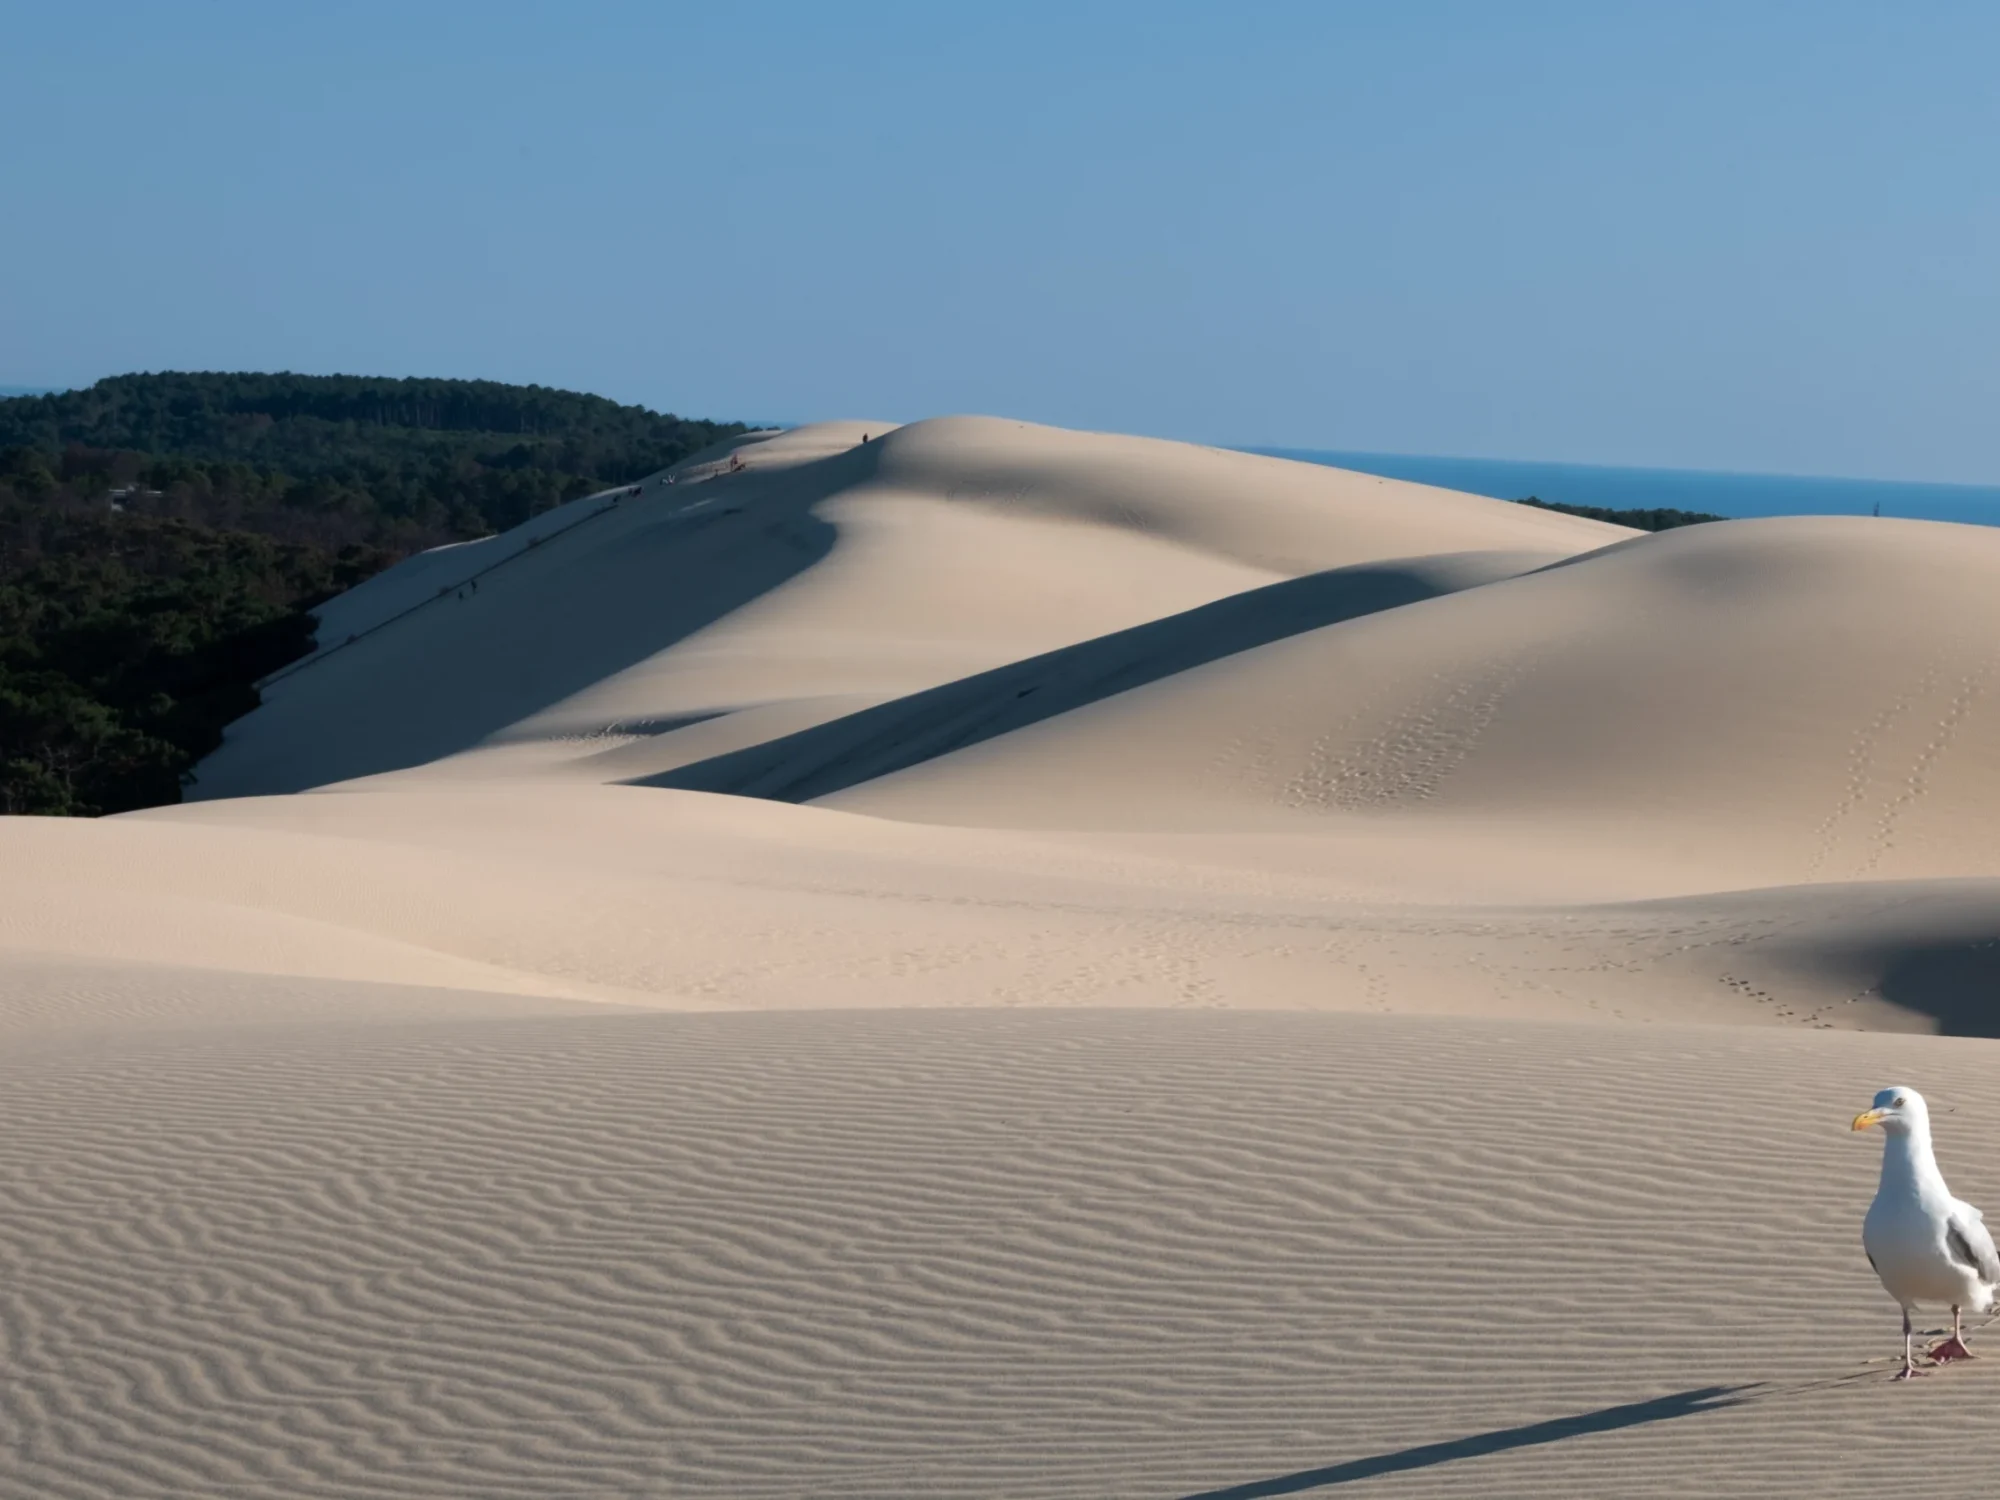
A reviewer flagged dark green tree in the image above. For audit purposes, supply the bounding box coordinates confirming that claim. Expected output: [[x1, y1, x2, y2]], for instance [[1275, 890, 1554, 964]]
[[1514, 496, 1725, 530], [0, 373, 745, 815]]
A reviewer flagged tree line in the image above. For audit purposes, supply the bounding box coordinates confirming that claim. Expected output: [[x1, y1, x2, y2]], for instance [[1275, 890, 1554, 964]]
[[1515, 495, 1725, 530], [1, 372, 744, 815]]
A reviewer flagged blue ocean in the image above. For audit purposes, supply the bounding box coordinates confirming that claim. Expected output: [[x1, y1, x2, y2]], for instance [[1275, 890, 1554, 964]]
[[1252, 448, 2000, 528]]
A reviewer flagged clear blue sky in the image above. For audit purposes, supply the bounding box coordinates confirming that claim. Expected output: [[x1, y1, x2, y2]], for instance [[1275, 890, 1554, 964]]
[[4, 2, 1996, 482]]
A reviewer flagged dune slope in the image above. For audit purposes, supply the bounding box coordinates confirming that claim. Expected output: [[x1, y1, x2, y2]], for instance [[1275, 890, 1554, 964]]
[[2, 782, 1995, 1034], [822, 517, 2000, 890], [646, 550, 1547, 802], [190, 418, 1625, 799]]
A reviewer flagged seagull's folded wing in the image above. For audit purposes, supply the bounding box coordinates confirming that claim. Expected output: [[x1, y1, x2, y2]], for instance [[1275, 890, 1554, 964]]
[[1945, 1202, 2000, 1285]]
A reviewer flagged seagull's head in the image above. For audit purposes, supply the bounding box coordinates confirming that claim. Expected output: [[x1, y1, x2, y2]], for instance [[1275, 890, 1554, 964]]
[[1853, 1086, 1929, 1137]]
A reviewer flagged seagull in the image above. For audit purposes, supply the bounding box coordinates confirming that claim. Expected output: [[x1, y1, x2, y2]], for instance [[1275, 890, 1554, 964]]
[[1853, 1086, 2000, 1378]]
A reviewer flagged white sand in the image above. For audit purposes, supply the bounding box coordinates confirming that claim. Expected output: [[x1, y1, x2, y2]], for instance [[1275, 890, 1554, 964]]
[[6, 417, 2000, 1497]]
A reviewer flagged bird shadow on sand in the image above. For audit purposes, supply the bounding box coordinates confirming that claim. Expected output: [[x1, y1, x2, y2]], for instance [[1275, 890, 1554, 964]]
[[1175, 1369, 1911, 1499], [1173, 1384, 1762, 1499]]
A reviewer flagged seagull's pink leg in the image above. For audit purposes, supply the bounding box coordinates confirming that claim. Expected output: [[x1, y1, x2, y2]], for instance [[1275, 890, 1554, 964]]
[[1895, 1308, 1929, 1379], [1930, 1305, 1975, 1363]]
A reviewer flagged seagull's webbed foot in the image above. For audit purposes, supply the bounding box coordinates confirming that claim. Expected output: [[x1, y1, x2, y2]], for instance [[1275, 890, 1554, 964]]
[[1893, 1365, 1930, 1380], [1929, 1335, 1975, 1362]]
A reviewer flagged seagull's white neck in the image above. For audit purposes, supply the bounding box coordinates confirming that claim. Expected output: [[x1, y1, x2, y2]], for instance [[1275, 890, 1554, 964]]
[[1880, 1122, 1949, 1201]]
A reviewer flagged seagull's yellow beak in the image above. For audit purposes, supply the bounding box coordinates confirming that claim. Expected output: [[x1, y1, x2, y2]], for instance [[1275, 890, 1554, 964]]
[[1853, 1108, 1890, 1131]]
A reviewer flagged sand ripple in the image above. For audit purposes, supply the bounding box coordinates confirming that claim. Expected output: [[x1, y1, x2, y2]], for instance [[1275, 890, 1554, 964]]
[[5, 1008, 1999, 1498]]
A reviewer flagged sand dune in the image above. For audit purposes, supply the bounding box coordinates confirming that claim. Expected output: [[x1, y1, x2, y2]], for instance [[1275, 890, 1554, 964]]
[[9, 417, 2000, 1497], [191, 417, 1624, 799], [823, 517, 2000, 888], [1, 781, 1993, 1031], [647, 550, 1551, 803]]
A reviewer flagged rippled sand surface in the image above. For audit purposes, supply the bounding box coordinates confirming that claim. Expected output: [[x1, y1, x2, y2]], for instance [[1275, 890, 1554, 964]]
[[6, 1006, 1999, 1499]]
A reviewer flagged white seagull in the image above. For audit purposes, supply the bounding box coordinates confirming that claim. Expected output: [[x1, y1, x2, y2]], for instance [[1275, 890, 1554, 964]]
[[1853, 1085, 2000, 1378]]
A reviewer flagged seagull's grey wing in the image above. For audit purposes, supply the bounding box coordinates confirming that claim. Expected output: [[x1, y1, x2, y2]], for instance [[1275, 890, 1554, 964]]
[[1944, 1203, 2000, 1285]]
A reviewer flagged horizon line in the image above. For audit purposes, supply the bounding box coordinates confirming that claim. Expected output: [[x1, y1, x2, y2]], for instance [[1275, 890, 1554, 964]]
[[7, 380, 1995, 494]]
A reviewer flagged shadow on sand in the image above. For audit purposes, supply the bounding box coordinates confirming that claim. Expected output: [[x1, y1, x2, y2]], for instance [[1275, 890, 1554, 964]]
[[1175, 1385, 1758, 1499], [202, 443, 886, 797], [639, 552, 1536, 803], [1875, 930, 2000, 1035]]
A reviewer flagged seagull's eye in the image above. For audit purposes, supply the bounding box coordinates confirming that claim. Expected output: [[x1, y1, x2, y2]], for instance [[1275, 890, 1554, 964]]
[[1893, 1098, 1907, 1107]]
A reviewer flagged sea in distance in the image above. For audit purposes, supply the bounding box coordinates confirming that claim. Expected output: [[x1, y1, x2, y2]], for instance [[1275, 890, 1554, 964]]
[[1253, 448, 2000, 528]]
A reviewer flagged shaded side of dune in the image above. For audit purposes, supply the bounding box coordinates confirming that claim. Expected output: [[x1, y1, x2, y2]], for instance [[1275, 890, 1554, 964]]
[[190, 459, 862, 799], [636, 551, 1546, 803]]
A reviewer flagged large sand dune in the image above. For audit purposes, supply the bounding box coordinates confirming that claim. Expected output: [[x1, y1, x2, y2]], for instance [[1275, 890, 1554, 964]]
[[821, 517, 2000, 890], [7, 417, 2000, 1497], [189, 417, 1623, 799]]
